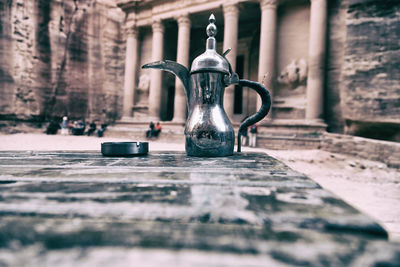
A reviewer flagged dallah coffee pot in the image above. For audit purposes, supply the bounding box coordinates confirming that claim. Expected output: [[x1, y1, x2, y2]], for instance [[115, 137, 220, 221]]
[[143, 14, 271, 157]]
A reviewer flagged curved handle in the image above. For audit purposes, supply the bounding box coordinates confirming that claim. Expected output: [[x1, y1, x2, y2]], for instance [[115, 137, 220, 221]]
[[237, 79, 271, 152]]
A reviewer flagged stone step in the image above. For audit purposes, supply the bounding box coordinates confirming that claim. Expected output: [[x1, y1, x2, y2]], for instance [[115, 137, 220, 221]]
[[108, 119, 326, 149], [255, 119, 326, 135], [114, 118, 326, 133], [271, 105, 305, 120]]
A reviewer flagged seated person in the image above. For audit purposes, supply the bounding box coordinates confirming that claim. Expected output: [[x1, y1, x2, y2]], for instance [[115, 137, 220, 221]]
[[71, 120, 86, 135], [97, 124, 107, 137], [86, 121, 97, 136], [153, 122, 162, 137], [146, 122, 155, 139], [46, 120, 60, 135]]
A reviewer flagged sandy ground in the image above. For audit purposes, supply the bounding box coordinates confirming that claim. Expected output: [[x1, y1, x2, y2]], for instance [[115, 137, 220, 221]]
[[0, 133, 399, 241]]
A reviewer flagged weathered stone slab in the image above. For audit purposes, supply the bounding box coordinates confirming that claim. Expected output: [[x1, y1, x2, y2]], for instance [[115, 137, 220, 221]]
[[0, 151, 399, 266]]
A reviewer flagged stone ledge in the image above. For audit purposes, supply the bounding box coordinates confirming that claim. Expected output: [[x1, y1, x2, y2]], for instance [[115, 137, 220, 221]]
[[321, 133, 400, 168]]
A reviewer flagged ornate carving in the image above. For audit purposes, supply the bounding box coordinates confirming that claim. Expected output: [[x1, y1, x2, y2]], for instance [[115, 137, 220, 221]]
[[138, 74, 150, 91], [260, 0, 277, 10], [152, 19, 164, 33], [136, 74, 150, 105], [223, 3, 239, 17], [176, 14, 191, 28], [277, 59, 308, 90]]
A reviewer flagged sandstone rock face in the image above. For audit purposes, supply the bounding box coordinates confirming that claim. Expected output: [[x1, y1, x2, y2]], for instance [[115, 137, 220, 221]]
[[0, 0, 125, 122], [341, 0, 400, 140]]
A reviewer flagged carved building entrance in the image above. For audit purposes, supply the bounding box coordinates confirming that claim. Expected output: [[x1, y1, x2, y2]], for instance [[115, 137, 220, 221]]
[[117, 0, 328, 127]]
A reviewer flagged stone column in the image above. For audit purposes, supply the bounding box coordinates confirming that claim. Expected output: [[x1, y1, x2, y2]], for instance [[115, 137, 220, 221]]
[[148, 20, 165, 120], [306, 0, 327, 121], [173, 14, 191, 123], [223, 3, 239, 120], [258, 0, 277, 116], [122, 25, 139, 118]]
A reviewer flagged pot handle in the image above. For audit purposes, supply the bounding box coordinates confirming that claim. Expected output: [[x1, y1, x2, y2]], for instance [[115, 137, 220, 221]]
[[237, 79, 271, 152]]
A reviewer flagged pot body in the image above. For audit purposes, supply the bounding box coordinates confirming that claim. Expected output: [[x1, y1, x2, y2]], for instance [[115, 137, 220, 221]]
[[185, 72, 234, 157]]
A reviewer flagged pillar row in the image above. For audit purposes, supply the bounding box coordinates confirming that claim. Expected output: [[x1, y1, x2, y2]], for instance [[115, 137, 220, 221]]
[[306, 0, 327, 122], [258, 0, 277, 116], [223, 3, 239, 120], [149, 20, 165, 120], [122, 25, 139, 118], [173, 14, 191, 123]]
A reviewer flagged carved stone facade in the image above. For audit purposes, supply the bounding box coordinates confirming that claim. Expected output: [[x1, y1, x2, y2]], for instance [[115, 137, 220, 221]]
[[119, 0, 327, 123], [115, 0, 399, 141]]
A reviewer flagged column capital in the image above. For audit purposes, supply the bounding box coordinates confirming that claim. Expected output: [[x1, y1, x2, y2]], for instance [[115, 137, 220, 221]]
[[260, 0, 277, 10], [223, 3, 239, 17], [125, 25, 138, 37], [152, 19, 164, 33], [175, 13, 191, 28]]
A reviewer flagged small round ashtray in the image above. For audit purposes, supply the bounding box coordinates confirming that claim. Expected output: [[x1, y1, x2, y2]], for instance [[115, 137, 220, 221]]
[[101, 142, 148, 156]]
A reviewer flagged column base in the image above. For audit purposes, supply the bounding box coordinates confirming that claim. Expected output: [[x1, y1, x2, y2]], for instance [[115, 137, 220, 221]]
[[120, 116, 135, 122], [304, 118, 325, 124], [172, 117, 186, 124], [147, 116, 161, 123]]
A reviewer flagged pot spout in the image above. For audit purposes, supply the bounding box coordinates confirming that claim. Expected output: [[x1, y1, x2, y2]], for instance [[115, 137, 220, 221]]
[[142, 60, 190, 109]]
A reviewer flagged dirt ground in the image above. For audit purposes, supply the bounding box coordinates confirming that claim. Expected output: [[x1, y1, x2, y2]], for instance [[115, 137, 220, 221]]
[[0, 132, 399, 241]]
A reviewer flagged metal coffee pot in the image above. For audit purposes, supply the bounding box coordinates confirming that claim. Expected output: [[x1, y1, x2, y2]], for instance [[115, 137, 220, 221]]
[[143, 14, 271, 157]]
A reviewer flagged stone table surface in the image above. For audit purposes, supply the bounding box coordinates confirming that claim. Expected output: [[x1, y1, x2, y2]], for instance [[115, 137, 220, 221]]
[[0, 151, 399, 266]]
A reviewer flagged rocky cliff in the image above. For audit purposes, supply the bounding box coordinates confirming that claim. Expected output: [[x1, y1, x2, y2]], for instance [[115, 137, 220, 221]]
[[341, 0, 400, 140], [0, 0, 125, 123]]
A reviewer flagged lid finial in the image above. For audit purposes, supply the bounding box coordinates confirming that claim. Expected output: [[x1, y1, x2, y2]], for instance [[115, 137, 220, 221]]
[[206, 14, 217, 38]]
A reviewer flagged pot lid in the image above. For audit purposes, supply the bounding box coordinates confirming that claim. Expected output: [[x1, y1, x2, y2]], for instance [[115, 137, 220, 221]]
[[190, 14, 230, 75]]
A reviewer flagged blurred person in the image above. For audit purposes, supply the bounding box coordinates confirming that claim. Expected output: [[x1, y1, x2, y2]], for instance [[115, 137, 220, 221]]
[[60, 116, 69, 135], [67, 119, 74, 134], [97, 124, 107, 137], [46, 119, 60, 135], [71, 119, 86, 135], [249, 124, 258, 147], [241, 126, 248, 147], [146, 122, 155, 139], [86, 121, 97, 136], [154, 122, 162, 137]]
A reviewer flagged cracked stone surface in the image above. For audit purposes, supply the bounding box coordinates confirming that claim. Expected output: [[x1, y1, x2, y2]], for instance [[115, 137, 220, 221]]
[[0, 151, 399, 266]]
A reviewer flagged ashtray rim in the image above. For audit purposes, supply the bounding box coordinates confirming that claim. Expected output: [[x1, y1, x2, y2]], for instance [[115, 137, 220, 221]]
[[101, 141, 149, 156]]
